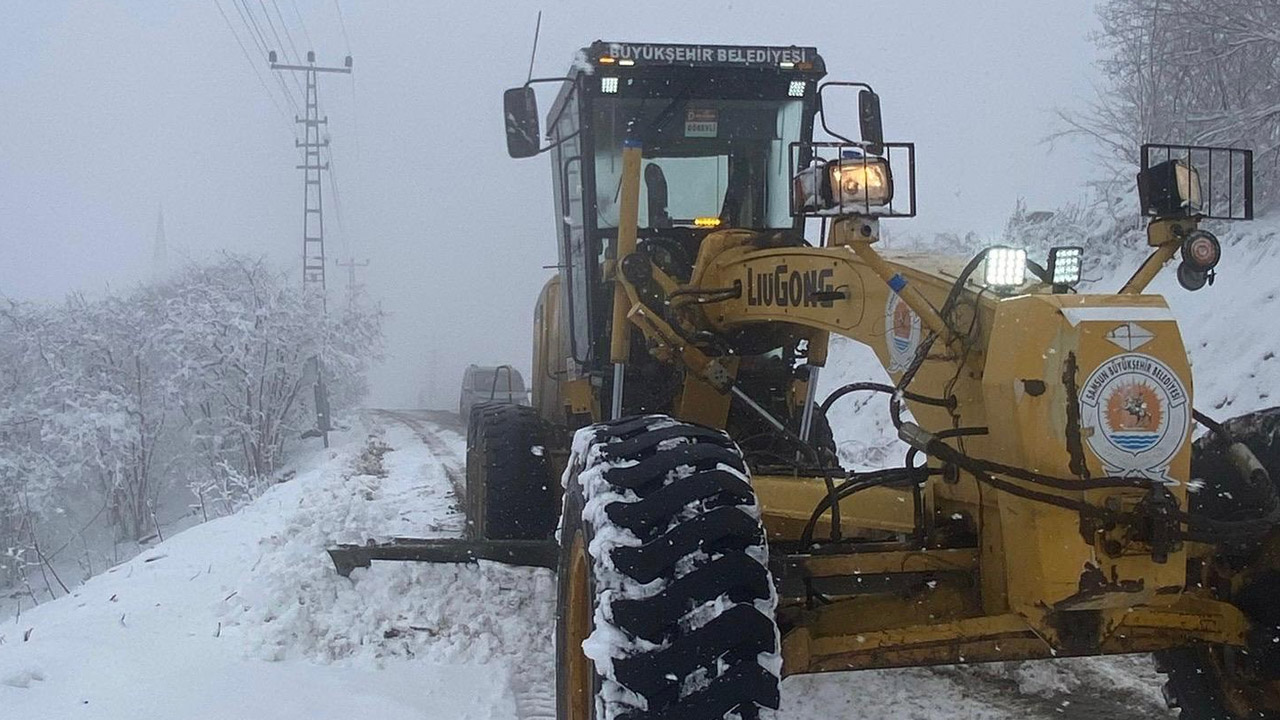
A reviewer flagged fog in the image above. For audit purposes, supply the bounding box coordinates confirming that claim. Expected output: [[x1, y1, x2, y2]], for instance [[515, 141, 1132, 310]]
[[0, 1, 1100, 409]]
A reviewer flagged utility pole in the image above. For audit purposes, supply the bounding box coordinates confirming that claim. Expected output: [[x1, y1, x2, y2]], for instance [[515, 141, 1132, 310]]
[[269, 50, 352, 301], [334, 256, 369, 300], [270, 49, 351, 449]]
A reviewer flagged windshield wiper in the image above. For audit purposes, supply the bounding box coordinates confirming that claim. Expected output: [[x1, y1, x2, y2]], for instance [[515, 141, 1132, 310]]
[[642, 80, 696, 143]]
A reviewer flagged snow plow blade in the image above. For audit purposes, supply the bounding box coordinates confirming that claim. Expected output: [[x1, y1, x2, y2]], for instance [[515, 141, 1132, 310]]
[[327, 538, 558, 577]]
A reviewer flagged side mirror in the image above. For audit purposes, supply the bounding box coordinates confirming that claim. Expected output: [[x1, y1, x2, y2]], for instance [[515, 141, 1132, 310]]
[[858, 90, 884, 156], [504, 87, 541, 159]]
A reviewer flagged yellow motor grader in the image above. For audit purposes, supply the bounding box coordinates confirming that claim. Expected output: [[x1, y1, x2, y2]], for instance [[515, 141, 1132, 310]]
[[331, 41, 1280, 720]]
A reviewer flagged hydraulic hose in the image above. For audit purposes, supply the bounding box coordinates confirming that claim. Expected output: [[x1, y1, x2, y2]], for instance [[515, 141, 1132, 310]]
[[818, 381, 952, 416]]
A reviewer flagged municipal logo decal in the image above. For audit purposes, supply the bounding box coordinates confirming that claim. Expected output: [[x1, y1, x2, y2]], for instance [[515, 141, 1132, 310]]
[[884, 292, 921, 372], [1104, 322, 1155, 351], [1079, 353, 1189, 480]]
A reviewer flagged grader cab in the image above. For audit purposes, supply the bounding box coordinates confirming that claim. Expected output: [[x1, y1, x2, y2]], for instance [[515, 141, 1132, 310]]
[[336, 40, 1280, 720]]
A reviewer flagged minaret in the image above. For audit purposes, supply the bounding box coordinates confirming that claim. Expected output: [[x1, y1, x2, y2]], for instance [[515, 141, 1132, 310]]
[[151, 207, 167, 280]]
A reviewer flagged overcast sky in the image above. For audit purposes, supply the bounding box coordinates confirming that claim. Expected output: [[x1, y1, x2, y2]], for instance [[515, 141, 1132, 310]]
[[0, 1, 1103, 408]]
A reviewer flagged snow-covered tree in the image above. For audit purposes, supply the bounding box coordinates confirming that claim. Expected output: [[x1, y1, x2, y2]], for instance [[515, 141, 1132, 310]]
[[1066, 0, 1280, 207], [0, 254, 382, 598]]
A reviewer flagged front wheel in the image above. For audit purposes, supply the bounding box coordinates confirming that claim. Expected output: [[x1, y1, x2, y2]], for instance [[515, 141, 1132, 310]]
[[557, 415, 781, 720], [1157, 406, 1280, 719]]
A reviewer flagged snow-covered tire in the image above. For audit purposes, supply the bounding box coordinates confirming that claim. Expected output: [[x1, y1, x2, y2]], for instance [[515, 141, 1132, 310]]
[[556, 415, 781, 720], [465, 403, 557, 540], [1156, 406, 1280, 719]]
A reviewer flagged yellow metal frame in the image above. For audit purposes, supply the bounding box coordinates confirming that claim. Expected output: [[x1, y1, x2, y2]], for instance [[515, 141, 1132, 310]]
[[543, 144, 1259, 676]]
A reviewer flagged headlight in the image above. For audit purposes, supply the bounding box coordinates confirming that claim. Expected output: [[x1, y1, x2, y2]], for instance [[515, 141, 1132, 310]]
[[983, 247, 1027, 288], [1139, 158, 1203, 217], [827, 156, 893, 209], [791, 154, 893, 214]]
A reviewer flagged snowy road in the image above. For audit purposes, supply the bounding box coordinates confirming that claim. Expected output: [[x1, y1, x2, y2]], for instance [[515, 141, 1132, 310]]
[[0, 408, 1174, 719], [363, 410, 1175, 720]]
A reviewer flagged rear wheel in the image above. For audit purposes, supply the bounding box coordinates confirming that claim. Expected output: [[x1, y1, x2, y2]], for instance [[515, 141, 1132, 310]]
[[557, 415, 781, 720], [465, 403, 557, 540], [1158, 406, 1280, 719]]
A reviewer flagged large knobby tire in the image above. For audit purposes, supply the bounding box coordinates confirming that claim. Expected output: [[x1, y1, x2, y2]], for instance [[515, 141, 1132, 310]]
[[1157, 406, 1280, 719], [557, 415, 781, 720], [465, 403, 557, 540]]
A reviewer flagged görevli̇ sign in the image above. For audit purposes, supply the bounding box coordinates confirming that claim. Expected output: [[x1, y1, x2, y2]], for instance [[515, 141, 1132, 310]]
[[601, 43, 815, 67]]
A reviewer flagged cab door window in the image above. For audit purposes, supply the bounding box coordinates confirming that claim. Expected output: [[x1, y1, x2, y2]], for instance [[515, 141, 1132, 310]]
[[550, 85, 592, 364]]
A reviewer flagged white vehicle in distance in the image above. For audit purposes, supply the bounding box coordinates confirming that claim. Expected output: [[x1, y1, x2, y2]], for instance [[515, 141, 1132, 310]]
[[458, 364, 528, 419]]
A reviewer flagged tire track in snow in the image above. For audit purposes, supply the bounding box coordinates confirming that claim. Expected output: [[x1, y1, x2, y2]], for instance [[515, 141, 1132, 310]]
[[366, 409, 558, 720], [369, 409, 466, 502]]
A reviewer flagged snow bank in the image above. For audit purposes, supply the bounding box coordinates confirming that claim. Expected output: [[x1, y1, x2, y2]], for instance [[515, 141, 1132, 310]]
[[0, 415, 552, 719]]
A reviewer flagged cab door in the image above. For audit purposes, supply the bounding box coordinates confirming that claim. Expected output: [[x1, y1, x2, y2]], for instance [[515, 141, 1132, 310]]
[[548, 81, 597, 374]]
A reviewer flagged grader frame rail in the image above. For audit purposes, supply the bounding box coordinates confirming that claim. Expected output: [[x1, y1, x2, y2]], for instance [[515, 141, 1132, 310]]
[[333, 40, 1280, 720]]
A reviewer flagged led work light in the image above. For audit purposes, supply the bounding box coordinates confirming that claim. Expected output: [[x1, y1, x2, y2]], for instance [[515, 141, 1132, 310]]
[[1047, 246, 1083, 286], [983, 247, 1027, 289]]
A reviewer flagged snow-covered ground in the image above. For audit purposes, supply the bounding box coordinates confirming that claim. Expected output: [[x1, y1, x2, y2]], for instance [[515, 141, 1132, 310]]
[[0, 409, 1168, 720], [3, 220, 1277, 719], [0, 412, 555, 719]]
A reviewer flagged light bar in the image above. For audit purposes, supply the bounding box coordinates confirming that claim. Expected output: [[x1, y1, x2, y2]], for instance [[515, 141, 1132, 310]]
[[694, 217, 722, 228], [601, 76, 619, 94], [1048, 246, 1083, 286], [984, 247, 1027, 288], [788, 80, 806, 97]]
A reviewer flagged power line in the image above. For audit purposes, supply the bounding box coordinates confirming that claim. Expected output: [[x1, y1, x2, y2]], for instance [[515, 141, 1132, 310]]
[[289, 0, 313, 50], [232, 0, 300, 116], [213, 0, 293, 130], [233, 0, 270, 57], [258, 0, 306, 97], [320, 137, 348, 258], [348, 73, 360, 163], [324, 143, 347, 242], [330, 0, 358, 163], [268, 0, 303, 67], [256, 0, 290, 61], [333, 0, 352, 55]]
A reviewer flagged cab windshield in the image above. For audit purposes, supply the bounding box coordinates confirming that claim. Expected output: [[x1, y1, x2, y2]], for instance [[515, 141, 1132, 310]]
[[593, 95, 804, 231]]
